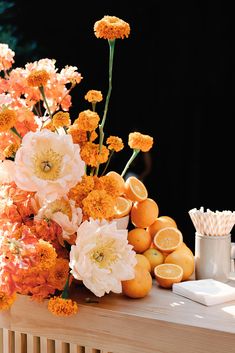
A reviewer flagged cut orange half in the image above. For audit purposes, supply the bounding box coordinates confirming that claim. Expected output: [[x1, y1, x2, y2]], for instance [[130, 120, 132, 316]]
[[153, 227, 183, 253], [154, 263, 183, 288], [113, 196, 132, 218], [124, 176, 148, 202]]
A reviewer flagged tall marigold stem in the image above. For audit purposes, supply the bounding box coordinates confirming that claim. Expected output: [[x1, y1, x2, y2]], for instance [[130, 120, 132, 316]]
[[61, 276, 70, 299], [121, 149, 140, 178], [96, 39, 116, 176]]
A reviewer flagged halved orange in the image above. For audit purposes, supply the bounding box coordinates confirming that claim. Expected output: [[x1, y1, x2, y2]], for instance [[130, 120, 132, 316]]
[[106, 171, 125, 195], [113, 196, 132, 218], [124, 176, 148, 202], [153, 227, 183, 253], [154, 263, 183, 288], [147, 216, 177, 239]]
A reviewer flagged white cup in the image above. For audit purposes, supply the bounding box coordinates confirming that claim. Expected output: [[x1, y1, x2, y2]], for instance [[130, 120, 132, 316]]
[[195, 232, 233, 282]]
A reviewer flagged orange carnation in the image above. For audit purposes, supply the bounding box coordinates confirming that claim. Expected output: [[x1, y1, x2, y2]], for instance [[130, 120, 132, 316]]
[[48, 297, 78, 317], [128, 132, 153, 152], [106, 136, 124, 152], [27, 70, 50, 87], [94, 16, 130, 40]]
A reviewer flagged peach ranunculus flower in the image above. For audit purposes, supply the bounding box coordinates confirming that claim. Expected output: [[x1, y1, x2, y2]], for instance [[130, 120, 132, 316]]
[[14, 130, 85, 201], [35, 197, 83, 239], [69, 218, 137, 297]]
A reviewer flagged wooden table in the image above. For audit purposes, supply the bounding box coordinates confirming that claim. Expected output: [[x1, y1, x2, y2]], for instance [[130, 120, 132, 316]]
[[1, 278, 235, 353]]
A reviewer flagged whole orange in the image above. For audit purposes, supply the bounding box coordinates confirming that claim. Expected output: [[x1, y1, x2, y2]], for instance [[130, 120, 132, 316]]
[[143, 247, 164, 275], [122, 265, 152, 298], [128, 228, 152, 253], [164, 250, 194, 281], [135, 254, 151, 272], [131, 198, 159, 228]]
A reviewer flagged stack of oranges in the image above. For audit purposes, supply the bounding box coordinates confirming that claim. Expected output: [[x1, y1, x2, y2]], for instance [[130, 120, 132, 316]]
[[107, 172, 195, 298]]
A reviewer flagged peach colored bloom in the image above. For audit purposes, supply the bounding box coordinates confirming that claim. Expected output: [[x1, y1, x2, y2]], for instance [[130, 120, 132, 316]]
[[0, 160, 15, 183], [128, 132, 154, 152], [94, 16, 130, 40], [0, 44, 15, 71]]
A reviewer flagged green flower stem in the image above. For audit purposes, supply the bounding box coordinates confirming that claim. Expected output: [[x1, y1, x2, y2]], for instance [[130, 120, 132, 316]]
[[96, 39, 116, 176], [101, 149, 114, 176], [39, 85, 53, 120], [121, 149, 140, 178], [92, 102, 96, 112], [61, 276, 70, 299], [10, 127, 22, 140]]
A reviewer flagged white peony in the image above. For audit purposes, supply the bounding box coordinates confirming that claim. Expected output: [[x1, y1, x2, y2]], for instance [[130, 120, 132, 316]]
[[69, 218, 137, 297], [35, 196, 82, 239], [14, 130, 85, 201]]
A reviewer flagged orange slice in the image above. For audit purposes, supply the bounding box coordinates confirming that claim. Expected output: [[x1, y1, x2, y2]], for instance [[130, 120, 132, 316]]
[[154, 263, 183, 288], [153, 227, 183, 253], [106, 171, 125, 195], [124, 176, 148, 202], [113, 196, 132, 218], [147, 216, 177, 239]]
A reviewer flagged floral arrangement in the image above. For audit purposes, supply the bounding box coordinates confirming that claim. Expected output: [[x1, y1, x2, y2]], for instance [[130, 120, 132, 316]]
[[0, 15, 154, 316]]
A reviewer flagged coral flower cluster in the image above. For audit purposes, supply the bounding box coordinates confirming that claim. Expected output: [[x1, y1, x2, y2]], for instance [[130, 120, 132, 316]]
[[0, 15, 154, 317]]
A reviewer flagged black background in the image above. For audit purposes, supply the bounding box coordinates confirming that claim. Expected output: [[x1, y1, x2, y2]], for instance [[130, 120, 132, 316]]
[[9, 0, 235, 250]]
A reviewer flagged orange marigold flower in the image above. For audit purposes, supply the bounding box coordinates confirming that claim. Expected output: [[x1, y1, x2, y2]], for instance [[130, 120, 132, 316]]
[[27, 69, 50, 87], [67, 125, 88, 145], [128, 132, 154, 152], [84, 90, 103, 103], [3, 142, 19, 158], [82, 189, 115, 220], [48, 258, 69, 291], [75, 109, 100, 132], [34, 240, 57, 271], [48, 296, 78, 317], [80, 142, 109, 167], [68, 175, 95, 207], [106, 136, 124, 152], [0, 291, 16, 311], [94, 16, 130, 40], [52, 111, 71, 128], [0, 108, 17, 132], [98, 175, 120, 198]]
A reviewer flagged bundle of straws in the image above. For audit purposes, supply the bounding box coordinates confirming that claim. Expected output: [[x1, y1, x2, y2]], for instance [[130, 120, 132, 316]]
[[188, 207, 235, 236]]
